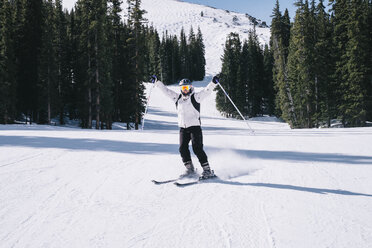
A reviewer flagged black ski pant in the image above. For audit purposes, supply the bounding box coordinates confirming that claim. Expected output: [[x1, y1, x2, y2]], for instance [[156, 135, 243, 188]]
[[179, 126, 208, 165]]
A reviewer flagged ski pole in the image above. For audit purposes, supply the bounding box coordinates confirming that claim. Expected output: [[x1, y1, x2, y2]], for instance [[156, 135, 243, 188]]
[[217, 82, 255, 135], [142, 82, 155, 130]]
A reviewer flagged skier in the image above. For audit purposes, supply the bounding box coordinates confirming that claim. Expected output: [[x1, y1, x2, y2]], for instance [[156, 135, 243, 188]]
[[150, 75, 219, 179]]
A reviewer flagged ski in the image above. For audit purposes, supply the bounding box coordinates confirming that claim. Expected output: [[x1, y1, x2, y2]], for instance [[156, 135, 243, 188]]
[[174, 176, 219, 187], [152, 179, 179, 185], [152, 172, 202, 185], [174, 181, 200, 187]]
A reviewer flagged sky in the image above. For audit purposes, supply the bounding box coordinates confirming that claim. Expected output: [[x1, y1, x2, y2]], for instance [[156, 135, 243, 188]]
[[62, 0, 301, 24]]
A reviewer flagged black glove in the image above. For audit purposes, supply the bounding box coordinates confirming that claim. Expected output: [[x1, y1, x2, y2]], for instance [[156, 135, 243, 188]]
[[212, 75, 220, 84], [150, 75, 157, 83]]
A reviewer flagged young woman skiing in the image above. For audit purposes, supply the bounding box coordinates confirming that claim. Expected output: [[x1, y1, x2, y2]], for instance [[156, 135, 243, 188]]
[[150, 75, 219, 179]]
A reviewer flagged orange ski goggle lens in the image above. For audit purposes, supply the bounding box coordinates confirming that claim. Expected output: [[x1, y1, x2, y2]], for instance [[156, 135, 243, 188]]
[[181, 85, 191, 91]]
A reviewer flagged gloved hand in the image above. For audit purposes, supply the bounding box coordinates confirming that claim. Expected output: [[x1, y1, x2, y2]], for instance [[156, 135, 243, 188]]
[[212, 75, 220, 84], [150, 75, 157, 83]]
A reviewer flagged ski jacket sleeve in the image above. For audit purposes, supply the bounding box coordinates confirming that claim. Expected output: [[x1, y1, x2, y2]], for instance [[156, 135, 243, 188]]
[[155, 80, 180, 103], [194, 81, 217, 103]]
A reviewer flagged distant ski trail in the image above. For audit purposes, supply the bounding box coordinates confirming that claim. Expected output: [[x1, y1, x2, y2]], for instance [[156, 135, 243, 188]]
[[261, 202, 277, 248], [0, 153, 44, 168]]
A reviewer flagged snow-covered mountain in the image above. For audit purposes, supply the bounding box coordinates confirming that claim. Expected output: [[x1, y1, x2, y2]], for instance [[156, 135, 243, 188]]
[[64, 0, 271, 75], [126, 0, 270, 75]]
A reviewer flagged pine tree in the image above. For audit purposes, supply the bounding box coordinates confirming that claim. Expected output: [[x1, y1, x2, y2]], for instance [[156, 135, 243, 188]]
[[69, 8, 85, 122], [107, 0, 124, 123], [179, 27, 189, 80], [216, 33, 241, 117], [127, 0, 146, 129], [366, 0, 372, 122], [263, 44, 275, 115], [271, 0, 296, 126], [172, 34, 180, 82], [218, 28, 268, 119], [71, 1, 90, 128], [248, 28, 264, 117], [314, 0, 334, 126], [271, 0, 282, 40], [74, 0, 113, 129], [17, 0, 43, 123], [282, 8, 291, 61], [12, 0, 25, 121], [287, 0, 317, 128], [96, 0, 113, 129], [194, 27, 206, 81], [159, 32, 172, 84], [340, 0, 369, 126], [330, 0, 370, 126], [77, 0, 93, 128], [120, 22, 137, 128], [0, 0, 4, 119], [91, 0, 107, 129], [188, 26, 196, 79], [0, 0, 17, 123], [146, 27, 161, 79], [237, 40, 250, 116], [157, 27, 206, 83], [331, 0, 350, 125], [55, 0, 70, 125], [38, 0, 57, 124]]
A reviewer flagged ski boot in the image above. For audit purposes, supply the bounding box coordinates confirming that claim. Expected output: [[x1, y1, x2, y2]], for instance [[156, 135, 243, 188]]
[[180, 161, 197, 178], [199, 162, 216, 180]]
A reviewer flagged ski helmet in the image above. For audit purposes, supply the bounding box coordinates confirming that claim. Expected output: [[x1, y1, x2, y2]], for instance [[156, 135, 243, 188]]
[[179, 78, 193, 96]]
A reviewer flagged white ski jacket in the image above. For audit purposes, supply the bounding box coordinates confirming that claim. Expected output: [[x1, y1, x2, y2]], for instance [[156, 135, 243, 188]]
[[155, 80, 217, 128]]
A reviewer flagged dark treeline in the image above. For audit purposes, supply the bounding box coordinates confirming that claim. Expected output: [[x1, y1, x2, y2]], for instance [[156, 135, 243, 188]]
[[159, 26, 206, 85], [216, 30, 275, 118], [272, 0, 372, 128], [0, 0, 205, 129]]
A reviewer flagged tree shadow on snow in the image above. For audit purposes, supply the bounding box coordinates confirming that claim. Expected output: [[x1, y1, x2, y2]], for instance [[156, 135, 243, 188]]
[[0, 135, 179, 155], [204, 179, 372, 197], [2, 135, 372, 166], [209, 148, 372, 165]]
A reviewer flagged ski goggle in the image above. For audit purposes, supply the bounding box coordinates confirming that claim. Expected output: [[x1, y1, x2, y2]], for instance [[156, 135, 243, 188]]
[[180, 85, 191, 91]]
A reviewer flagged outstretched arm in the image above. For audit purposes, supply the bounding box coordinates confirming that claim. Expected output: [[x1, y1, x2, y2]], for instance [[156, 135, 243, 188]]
[[194, 76, 219, 103], [150, 75, 179, 103]]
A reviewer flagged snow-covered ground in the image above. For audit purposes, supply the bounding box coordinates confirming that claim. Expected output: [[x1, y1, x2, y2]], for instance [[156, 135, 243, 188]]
[[1, 78, 372, 247], [1, 1, 372, 247]]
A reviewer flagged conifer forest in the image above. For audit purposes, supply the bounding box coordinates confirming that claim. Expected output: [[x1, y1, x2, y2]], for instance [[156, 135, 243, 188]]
[[217, 0, 371, 128], [271, 0, 371, 128], [0, 0, 371, 129], [0, 0, 205, 129]]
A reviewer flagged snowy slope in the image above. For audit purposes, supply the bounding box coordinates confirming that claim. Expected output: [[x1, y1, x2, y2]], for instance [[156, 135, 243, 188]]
[[1, 1, 372, 248], [1, 80, 372, 247]]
